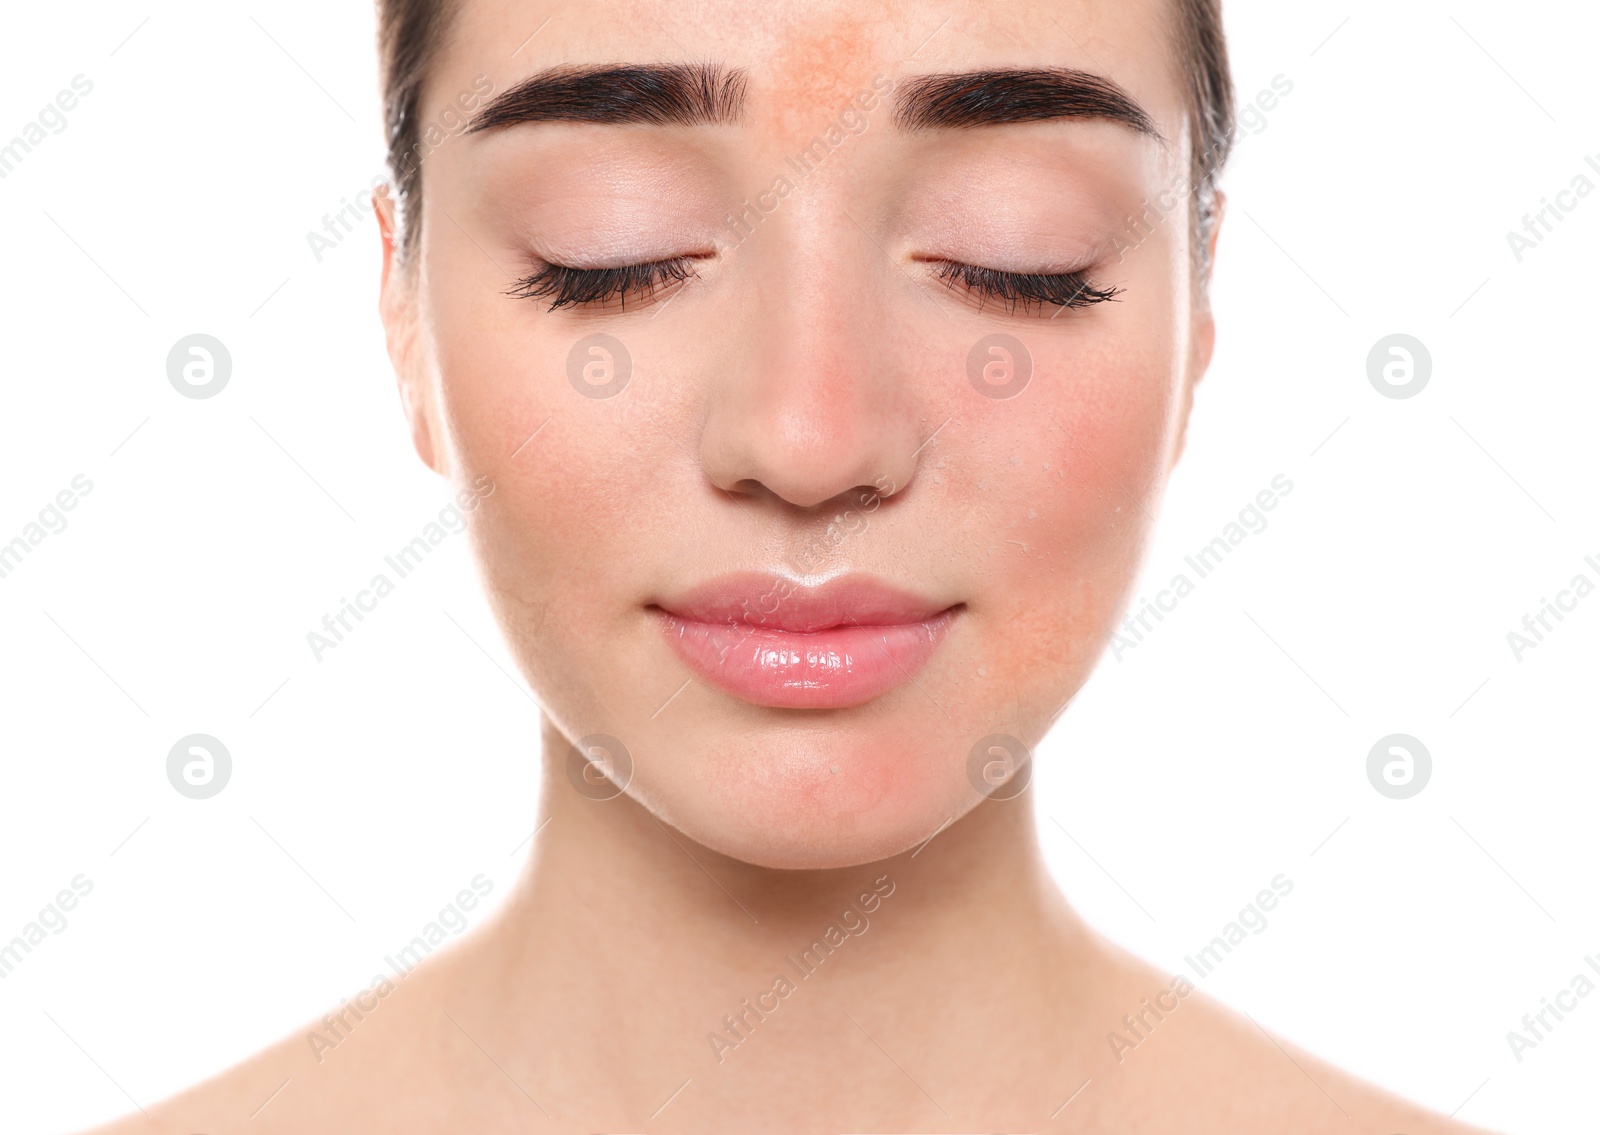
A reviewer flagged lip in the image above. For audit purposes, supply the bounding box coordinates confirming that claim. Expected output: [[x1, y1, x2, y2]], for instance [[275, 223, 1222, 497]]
[[652, 573, 959, 709]]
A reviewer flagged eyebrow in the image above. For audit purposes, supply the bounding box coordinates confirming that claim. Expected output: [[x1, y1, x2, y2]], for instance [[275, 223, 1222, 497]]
[[467, 63, 748, 134], [892, 68, 1160, 140]]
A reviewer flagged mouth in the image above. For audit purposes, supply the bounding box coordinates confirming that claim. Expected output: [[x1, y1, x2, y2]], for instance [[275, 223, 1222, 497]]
[[650, 573, 961, 710]]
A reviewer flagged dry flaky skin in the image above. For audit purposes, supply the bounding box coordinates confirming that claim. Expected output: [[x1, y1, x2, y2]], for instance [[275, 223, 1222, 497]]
[[73, 0, 1510, 1131]]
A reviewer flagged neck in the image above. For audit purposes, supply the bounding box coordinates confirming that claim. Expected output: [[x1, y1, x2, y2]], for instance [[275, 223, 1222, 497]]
[[451, 715, 1098, 1124]]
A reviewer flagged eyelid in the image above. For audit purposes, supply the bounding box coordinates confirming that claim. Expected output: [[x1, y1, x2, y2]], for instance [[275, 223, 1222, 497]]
[[507, 254, 701, 311], [505, 250, 1119, 316], [928, 259, 1122, 316]]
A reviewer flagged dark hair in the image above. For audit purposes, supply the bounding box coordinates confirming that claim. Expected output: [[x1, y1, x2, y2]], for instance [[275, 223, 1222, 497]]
[[377, 0, 1235, 274], [376, 0, 458, 261], [1172, 0, 1235, 281]]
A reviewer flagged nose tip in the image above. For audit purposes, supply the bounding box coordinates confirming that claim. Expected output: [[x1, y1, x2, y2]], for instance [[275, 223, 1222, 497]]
[[706, 399, 899, 510], [696, 223, 927, 514], [700, 370, 920, 512]]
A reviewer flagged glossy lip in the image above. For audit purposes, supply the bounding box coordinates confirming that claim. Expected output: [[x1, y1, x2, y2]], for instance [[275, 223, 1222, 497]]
[[651, 573, 960, 709]]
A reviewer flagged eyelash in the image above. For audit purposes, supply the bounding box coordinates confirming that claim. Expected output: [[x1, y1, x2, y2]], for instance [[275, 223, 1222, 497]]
[[933, 261, 1122, 315], [507, 257, 698, 311], [504, 255, 1122, 315]]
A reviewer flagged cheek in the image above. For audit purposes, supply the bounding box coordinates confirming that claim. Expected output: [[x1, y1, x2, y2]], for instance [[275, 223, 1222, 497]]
[[425, 325, 678, 728], [1050, 355, 1180, 533], [466, 424, 659, 630], [430, 309, 656, 563], [955, 328, 1180, 549], [949, 325, 1183, 687]]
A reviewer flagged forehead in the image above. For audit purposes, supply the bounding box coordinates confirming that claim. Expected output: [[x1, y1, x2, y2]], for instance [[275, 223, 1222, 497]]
[[427, 0, 1188, 142]]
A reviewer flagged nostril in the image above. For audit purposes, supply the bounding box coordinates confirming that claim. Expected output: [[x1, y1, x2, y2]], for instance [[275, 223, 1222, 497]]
[[717, 478, 886, 513], [695, 361, 924, 511]]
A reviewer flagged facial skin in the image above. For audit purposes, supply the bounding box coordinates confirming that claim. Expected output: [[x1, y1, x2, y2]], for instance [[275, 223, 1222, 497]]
[[70, 6, 1510, 1135], [381, 0, 1214, 870]]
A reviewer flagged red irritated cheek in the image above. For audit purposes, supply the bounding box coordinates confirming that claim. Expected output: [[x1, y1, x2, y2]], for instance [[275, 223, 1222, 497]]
[[949, 323, 1180, 553], [945, 332, 1182, 682]]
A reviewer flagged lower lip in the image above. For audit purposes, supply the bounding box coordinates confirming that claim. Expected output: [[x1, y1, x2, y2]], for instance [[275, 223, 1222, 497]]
[[657, 610, 956, 709]]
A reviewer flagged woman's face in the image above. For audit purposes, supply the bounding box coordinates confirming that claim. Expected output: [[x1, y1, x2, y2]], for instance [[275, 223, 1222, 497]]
[[384, 0, 1214, 869]]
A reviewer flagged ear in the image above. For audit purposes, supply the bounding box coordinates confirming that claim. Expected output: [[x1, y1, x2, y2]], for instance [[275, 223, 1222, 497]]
[[1171, 190, 1226, 469], [377, 185, 447, 476]]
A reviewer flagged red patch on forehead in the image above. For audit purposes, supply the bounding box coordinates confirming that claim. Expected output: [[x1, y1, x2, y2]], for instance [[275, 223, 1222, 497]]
[[762, 10, 890, 137]]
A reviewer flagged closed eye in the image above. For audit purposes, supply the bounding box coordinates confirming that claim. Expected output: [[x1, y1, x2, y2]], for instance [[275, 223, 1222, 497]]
[[508, 254, 1119, 316], [932, 260, 1122, 316], [507, 256, 700, 311]]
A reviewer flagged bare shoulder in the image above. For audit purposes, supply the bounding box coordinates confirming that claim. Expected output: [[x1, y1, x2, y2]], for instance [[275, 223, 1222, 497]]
[[1081, 938, 1507, 1135]]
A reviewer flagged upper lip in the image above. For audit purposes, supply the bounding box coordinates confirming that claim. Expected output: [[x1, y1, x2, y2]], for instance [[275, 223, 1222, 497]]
[[651, 572, 957, 634]]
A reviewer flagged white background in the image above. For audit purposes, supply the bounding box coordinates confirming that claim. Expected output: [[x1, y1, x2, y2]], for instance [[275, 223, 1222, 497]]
[[0, 1, 1595, 1131]]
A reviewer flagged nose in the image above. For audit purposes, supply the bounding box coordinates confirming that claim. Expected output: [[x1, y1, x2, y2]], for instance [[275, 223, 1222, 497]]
[[698, 238, 923, 512]]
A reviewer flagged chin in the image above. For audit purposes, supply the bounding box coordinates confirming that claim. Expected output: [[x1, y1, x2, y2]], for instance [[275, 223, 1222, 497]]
[[635, 720, 979, 870]]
